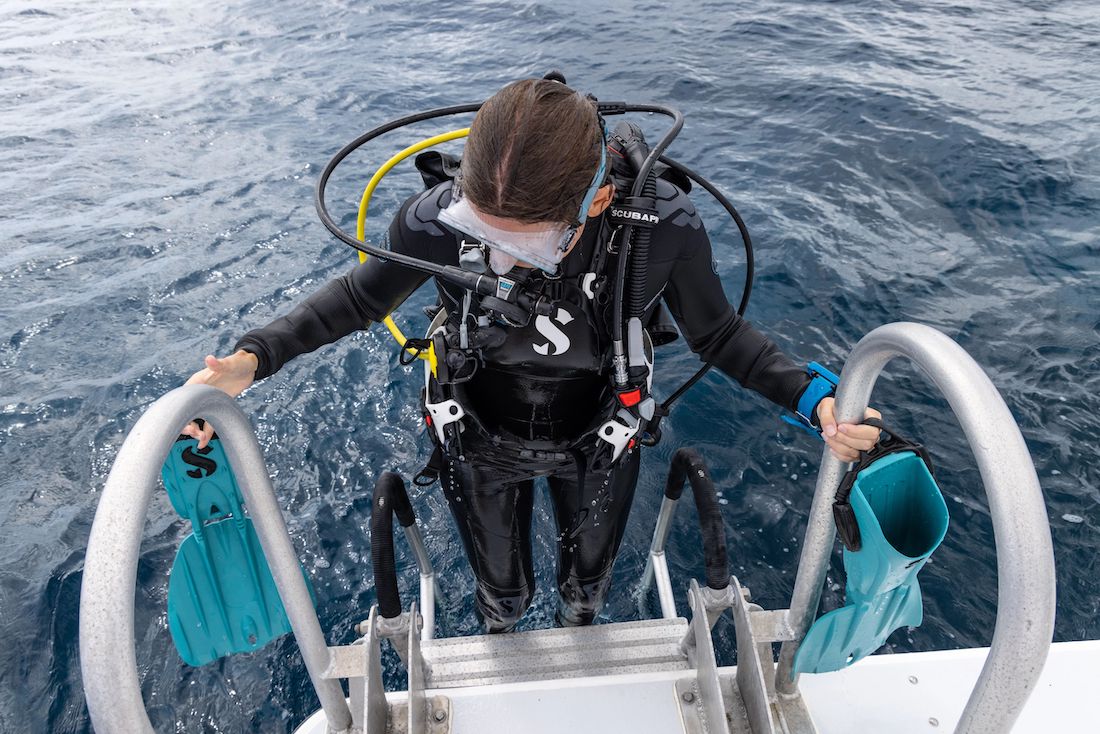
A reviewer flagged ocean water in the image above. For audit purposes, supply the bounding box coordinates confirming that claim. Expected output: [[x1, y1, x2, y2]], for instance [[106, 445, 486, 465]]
[[1, 0, 1098, 731]]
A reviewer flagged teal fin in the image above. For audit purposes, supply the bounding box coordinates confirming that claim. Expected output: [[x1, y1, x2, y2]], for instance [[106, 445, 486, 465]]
[[162, 433, 305, 667], [794, 451, 949, 675]]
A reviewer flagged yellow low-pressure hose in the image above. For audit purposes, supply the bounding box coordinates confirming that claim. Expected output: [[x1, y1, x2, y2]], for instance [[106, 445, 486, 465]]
[[355, 128, 470, 372]]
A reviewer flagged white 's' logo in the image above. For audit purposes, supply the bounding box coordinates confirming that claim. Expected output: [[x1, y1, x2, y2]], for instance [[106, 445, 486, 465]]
[[533, 307, 573, 356]]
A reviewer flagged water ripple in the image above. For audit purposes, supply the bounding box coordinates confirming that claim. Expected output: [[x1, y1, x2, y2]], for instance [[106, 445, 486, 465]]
[[2, 0, 1099, 731]]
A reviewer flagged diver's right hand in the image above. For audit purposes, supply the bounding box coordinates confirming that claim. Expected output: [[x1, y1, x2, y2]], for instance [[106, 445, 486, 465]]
[[181, 350, 258, 448]]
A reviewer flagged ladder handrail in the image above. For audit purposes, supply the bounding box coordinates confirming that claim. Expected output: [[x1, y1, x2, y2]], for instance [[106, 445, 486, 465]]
[[79, 385, 353, 734], [774, 322, 1056, 733]]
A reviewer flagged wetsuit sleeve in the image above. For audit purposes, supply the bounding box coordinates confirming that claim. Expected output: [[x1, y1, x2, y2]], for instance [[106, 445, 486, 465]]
[[661, 219, 813, 414], [234, 190, 444, 380]]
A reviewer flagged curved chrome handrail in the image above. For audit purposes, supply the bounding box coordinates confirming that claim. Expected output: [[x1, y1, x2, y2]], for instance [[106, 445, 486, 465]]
[[79, 385, 353, 734], [774, 323, 1056, 733]]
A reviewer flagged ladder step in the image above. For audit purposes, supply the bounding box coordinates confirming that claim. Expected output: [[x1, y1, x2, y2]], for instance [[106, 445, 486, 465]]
[[422, 618, 691, 689]]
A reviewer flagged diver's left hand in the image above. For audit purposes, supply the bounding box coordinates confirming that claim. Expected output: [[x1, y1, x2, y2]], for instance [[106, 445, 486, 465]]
[[815, 397, 881, 463]]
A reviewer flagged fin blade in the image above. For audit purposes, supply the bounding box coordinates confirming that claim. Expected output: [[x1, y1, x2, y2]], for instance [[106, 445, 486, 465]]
[[162, 435, 311, 666], [168, 518, 296, 666]]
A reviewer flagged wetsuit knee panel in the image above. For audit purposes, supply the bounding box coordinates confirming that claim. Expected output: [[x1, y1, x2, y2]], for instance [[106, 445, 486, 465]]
[[476, 581, 534, 633]]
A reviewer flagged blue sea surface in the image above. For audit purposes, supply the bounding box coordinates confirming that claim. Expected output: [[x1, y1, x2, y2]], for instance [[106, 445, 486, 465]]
[[1, 1, 1098, 731]]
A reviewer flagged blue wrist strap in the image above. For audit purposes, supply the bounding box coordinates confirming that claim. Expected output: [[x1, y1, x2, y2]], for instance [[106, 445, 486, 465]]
[[782, 361, 840, 440]]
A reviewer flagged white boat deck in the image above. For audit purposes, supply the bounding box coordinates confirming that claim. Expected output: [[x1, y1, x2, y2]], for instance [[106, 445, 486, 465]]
[[296, 640, 1098, 733], [799, 640, 1100, 733]]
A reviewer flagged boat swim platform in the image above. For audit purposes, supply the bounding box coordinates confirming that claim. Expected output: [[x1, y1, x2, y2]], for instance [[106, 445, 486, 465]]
[[295, 633, 1098, 734]]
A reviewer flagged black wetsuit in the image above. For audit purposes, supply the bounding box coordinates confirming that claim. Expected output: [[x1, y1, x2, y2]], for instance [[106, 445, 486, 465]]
[[236, 179, 813, 630]]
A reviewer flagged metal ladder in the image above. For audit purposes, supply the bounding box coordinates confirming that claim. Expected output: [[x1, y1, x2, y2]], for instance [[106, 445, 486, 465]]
[[638, 322, 1057, 733], [79, 322, 1056, 734]]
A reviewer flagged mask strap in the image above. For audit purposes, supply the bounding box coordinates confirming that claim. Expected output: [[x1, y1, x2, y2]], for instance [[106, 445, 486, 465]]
[[559, 122, 609, 253]]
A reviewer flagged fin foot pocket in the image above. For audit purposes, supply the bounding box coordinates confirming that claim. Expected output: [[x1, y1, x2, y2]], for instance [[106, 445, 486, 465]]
[[794, 437, 949, 676]]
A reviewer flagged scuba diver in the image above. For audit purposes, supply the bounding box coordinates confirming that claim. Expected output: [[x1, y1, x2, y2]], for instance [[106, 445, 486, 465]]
[[183, 76, 881, 632]]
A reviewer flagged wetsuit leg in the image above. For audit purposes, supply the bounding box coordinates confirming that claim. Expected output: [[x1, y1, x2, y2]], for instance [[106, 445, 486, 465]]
[[547, 448, 641, 626], [439, 455, 537, 633]]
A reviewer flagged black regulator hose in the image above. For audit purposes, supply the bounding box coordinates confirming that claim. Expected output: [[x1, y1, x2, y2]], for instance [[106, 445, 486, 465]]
[[370, 471, 417, 620], [628, 172, 658, 319], [315, 102, 479, 262], [663, 448, 729, 591], [612, 123, 659, 320], [598, 103, 684, 354], [659, 155, 753, 317], [652, 155, 756, 414], [313, 104, 557, 315]]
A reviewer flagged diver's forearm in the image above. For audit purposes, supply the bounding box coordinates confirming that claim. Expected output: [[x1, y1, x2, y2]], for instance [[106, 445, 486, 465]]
[[234, 277, 373, 380]]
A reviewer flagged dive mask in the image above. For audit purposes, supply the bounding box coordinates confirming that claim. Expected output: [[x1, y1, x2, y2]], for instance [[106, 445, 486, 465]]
[[438, 126, 608, 275], [438, 193, 575, 275]]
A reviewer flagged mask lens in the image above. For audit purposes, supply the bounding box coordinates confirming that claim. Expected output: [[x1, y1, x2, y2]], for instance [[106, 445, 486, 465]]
[[437, 125, 607, 275], [438, 193, 570, 274]]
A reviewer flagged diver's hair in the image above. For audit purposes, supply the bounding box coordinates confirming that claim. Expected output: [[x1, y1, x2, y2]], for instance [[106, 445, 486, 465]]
[[461, 78, 603, 225]]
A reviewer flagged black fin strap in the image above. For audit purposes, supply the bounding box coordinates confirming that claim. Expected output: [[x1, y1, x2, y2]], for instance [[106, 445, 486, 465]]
[[861, 416, 887, 432], [832, 419, 934, 552], [398, 338, 432, 366], [414, 445, 445, 487]]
